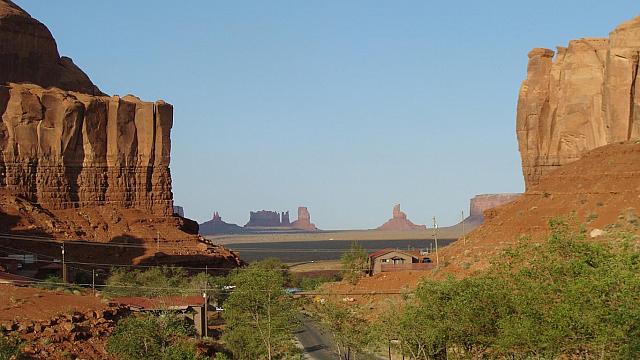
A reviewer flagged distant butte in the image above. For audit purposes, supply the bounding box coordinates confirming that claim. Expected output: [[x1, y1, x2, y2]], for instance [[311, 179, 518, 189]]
[[291, 206, 318, 231], [199, 212, 244, 235], [377, 204, 427, 231]]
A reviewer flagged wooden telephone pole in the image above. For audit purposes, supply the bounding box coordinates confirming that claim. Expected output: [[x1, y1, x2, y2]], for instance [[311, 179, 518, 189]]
[[61, 242, 68, 283], [433, 216, 439, 267], [462, 210, 466, 245]]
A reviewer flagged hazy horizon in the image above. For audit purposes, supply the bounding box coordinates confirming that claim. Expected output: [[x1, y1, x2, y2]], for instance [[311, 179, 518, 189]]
[[19, 1, 640, 229]]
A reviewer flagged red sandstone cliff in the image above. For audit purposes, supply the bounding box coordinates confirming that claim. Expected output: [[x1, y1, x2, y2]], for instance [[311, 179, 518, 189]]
[[0, 1, 102, 95], [469, 194, 521, 219], [0, 0, 239, 268], [0, 84, 173, 216], [517, 16, 640, 188]]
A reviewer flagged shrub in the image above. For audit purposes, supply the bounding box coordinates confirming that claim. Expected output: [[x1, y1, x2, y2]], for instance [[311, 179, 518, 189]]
[[341, 242, 369, 284], [35, 275, 82, 293], [0, 335, 26, 360], [378, 218, 640, 358], [102, 267, 226, 301], [106, 313, 204, 360]]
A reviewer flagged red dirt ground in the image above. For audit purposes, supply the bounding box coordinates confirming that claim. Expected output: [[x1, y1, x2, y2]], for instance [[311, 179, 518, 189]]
[[0, 284, 106, 322]]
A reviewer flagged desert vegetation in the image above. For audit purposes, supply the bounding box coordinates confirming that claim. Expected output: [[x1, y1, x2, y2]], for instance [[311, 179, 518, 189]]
[[102, 266, 227, 300], [340, 242, 370, 284], [107, 313, 206, 360], [0, 335, 26, 360], [308, 218, 640, 359]]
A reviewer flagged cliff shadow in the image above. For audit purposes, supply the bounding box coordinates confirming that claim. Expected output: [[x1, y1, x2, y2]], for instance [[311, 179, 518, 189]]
[[99, 234, 147, 266]]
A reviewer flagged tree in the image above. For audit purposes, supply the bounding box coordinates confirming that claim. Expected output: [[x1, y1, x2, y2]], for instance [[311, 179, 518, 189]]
[[106, 313, 205, 360], [341, 242, 369, 284], [375, 217, 640, 359], [222, 260, 300, 360], [313, 302, 373, 360]]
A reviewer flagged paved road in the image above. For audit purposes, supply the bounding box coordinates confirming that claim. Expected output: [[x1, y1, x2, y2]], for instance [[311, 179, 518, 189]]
[[295, 315, 386, 360], [295, 315, 337, 360]]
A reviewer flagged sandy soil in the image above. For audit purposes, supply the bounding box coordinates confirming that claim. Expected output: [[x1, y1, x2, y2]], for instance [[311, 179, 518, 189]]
[[0, 284, 107, 322]]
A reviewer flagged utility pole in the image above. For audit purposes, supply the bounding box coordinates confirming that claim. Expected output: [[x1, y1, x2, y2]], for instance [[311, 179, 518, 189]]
[[433, 217, 439, 267], [202, 292, 209, 338], [462, 210, 466, 245], [92, 269, 96, 295], [61, 242, 67, 283]]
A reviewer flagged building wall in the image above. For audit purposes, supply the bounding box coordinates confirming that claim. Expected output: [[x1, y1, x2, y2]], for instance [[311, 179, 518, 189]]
[[371, 251, 415, 274]]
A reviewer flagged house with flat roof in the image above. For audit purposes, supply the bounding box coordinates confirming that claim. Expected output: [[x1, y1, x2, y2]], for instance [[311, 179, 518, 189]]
[[369, 248, 433, 275]]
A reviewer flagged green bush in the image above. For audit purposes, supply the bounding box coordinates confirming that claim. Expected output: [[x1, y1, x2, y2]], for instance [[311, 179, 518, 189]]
[[0, 335, 26, 360], [106, 313, 204, 360], [35, 275, 82, 293], [222, 260, 300, 359], [341, 242, 369, 284], [102, 267, 226, 300], [291, 274, 338, 290], [378, 218, 640, 358]]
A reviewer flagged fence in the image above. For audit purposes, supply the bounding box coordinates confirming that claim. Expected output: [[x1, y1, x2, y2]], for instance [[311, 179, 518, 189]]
[[380, 263, 434, 272]]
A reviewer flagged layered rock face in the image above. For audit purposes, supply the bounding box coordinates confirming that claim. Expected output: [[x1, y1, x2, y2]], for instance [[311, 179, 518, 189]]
[[291, 206, 318, 231], [0, 83, 173, 216], [377, 204, 426, 231], [0, 1, 102, 94], [469, 194, 521, 219], [517, 16, 640, 188], [245, 210, 284, 227]]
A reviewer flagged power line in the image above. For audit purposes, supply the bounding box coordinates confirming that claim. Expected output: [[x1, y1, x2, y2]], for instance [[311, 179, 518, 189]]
[[2, 278, 410, 296], [0, 233, 438, 253]]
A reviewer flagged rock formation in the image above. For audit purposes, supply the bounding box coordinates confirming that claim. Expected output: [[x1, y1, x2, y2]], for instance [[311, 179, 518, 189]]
[[290, 206, 318, 231], [0, 1, 102, 95], [282, 211, 290, 226], [0, 83, 174, 216], [377, 204, 426, 231], [469, 194, 521, 219], [244, 210, 298, 228], [0, 0, 241, 269], [245, 210, 282, 227], [517, 16, 640, 189], [199, 211, 243, 235], [173, 205, 185, 217]]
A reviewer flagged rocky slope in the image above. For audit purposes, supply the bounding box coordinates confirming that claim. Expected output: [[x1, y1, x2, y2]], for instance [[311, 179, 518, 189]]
[[517, 16, 640, 188], [441, 141, 640, 276], [0, 0, 101, 94]]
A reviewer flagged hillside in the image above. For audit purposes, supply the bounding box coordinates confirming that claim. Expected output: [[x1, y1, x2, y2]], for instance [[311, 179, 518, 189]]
[[440, 141, 640, 276]]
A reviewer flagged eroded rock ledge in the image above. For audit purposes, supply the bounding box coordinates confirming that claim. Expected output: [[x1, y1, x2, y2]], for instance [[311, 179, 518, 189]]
[[517, 16, 640, 188], [0, 83, 173, 216]]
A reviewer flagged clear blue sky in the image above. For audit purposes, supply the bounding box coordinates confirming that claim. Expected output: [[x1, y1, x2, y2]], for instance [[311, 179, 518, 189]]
[[19, 1, 639, 229]]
